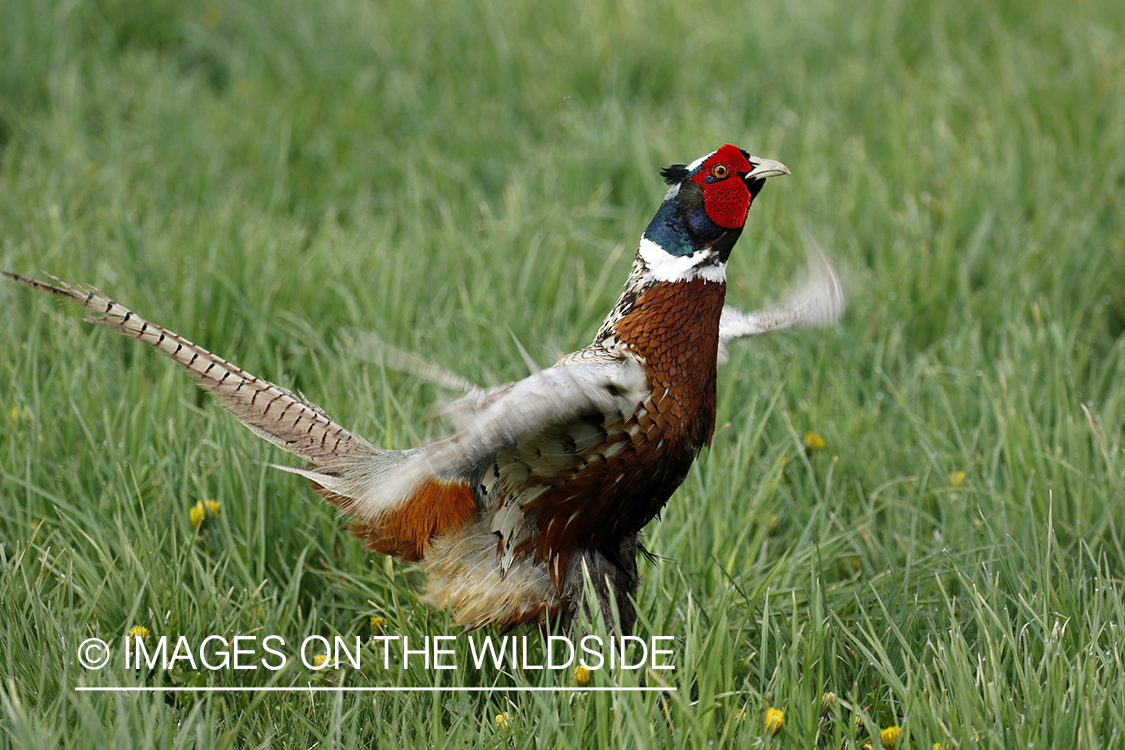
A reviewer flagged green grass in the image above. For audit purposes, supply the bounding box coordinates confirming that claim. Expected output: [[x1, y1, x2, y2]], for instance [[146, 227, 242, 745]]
[[2, 0, 1124, 746]]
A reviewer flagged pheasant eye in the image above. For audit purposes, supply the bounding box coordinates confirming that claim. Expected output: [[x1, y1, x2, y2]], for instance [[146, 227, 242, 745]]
[[711, 164, 729, 179]]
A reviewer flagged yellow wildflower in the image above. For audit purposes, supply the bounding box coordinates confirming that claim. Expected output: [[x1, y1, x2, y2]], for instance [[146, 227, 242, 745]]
[[821, 691, 837, 709], [734, 707, 748, 722], [370, 616, 385, 634], [573, 664, 591, 686], [881, 726, 901, 748], [201, 6, 223, 28], [804, 431, 826, 453], [312, 653, 330, 668], [128, 626, 150, 641], [495, 712, 512, 731], [190, 499, 220, 528], [949, 471, 965, 487], [763, 708, 784, 735]]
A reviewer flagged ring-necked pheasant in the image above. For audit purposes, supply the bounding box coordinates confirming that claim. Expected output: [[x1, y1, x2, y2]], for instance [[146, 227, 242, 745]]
[[2, 144, 843, 633]]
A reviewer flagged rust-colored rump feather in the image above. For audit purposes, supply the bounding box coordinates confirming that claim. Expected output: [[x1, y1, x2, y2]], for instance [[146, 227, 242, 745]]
[[318, 478, 476, 561]]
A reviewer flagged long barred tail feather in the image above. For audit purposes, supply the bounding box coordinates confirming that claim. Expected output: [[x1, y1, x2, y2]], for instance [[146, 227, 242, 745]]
[[2, 269, 374, 467]]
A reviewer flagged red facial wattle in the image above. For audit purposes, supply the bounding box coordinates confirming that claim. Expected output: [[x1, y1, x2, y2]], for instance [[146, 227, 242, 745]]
[[688, 144, 755, 230]]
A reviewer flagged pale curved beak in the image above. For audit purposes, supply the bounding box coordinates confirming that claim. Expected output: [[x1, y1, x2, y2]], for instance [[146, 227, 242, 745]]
[[744, 157, 791, 181]]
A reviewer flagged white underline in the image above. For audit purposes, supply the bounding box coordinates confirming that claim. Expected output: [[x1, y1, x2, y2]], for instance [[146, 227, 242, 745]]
[[75, 686, 675, 693]]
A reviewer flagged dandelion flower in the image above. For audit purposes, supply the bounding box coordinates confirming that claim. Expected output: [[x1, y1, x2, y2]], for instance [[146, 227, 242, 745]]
[[821, 691, 837, 709], [734, 707, 748, 722], [128, 626, 150, 641], [370, 616, 385, 634], [312, 653, 330, 668], [190, 499, 220, 528], [573, 664, 591, 686], [804, 431, 826, 453], [949, 471, 965, 487], [495, 712, 512, 731], [201, 6, 222, 29], [880, 726, 901, 748], [763, 708, 784, 735], [767, 515, 780, 536]]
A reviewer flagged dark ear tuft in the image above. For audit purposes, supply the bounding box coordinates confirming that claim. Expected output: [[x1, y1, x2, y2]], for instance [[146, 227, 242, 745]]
[[660, 164, 690, 185]]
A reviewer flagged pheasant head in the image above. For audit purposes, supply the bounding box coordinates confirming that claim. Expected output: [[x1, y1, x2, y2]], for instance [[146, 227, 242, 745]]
[[593, 144, 789, 346], [640, 144, 789, 281]]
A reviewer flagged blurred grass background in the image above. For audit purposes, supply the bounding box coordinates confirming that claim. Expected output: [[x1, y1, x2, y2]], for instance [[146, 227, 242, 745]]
[[1, 0, 1124, 747]]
